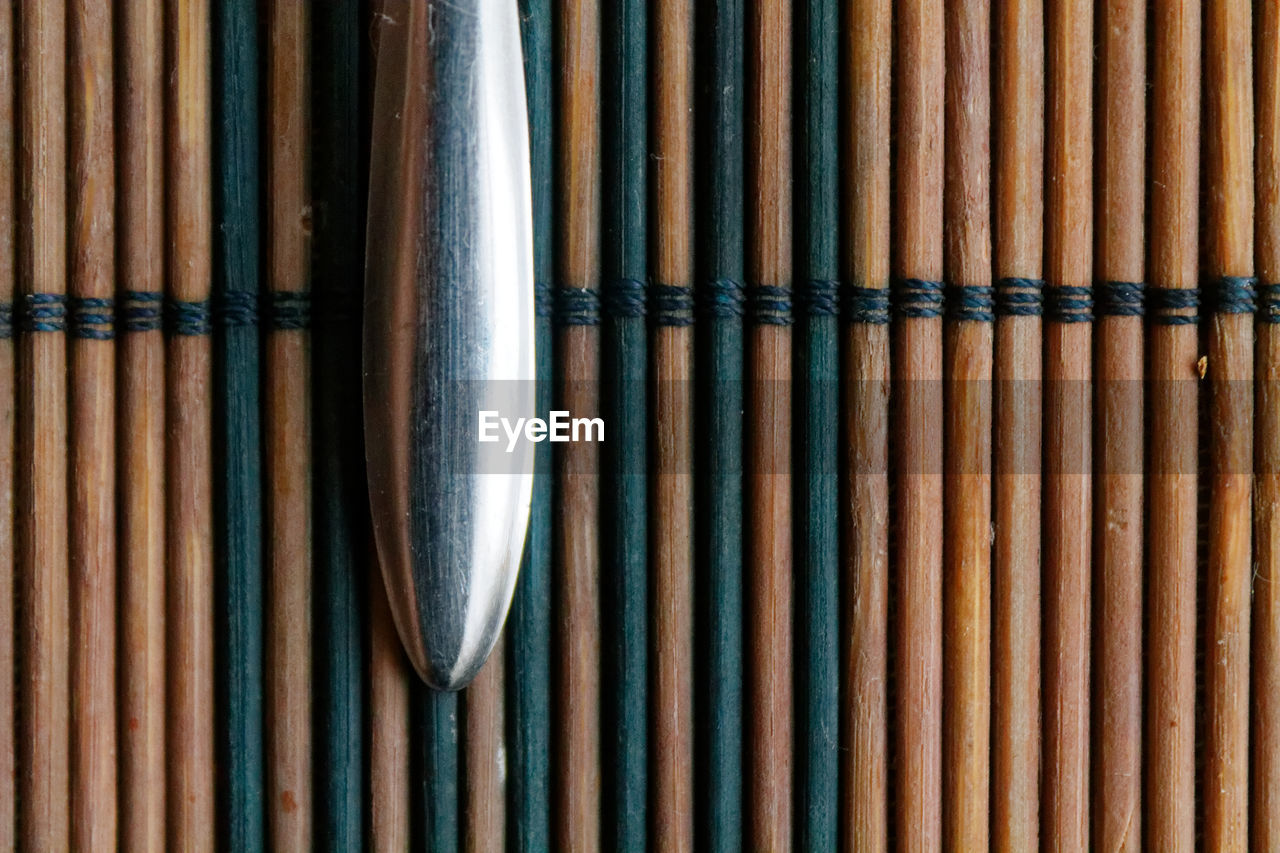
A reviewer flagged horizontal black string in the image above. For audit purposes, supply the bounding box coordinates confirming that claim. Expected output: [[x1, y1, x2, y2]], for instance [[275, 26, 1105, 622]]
[[893, 278, 944, 319], [264, 290, 311, 330], [1095, 281, 1144, 317], [844, 286, 889, 325], [554, 285, 600, 327], [120, 290, 164, 332], [534, 280, 553, 318], [1147, 287, 1199, 326], [748, 285, 792, 326], [216, 289, 259, 327], [651, 284, 693, 327], [1210, 275, 1256, 315], [698, 278, 745, 320], [1260, 283, 1280, 324], [69, 296, 114, 340], [20, 293, 67, 333], [945, 284, 994, 322], [165, 298, 212, 336], [799, 279, 839, 318], [1045, 285, 1093, 323], [995, 277, 1043, 317], [604, 278, 646, 319]]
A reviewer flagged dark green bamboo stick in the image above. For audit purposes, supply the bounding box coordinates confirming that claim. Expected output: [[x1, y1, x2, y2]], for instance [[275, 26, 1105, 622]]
[[695, 1, 744, 849], [600, 0, 647, 848], [507, 0, 553, 848], [311, 0, 366, 849], [211, 0, 264, 848], [413, 687, 460, 853], [794, 0, 838, 848]]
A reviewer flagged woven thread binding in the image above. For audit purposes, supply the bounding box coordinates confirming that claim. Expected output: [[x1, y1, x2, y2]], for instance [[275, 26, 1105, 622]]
[[995, 277, 1043, 317], [748, 285, 792, 326], [945, 284, 994, 322], [652, 284, 693, 327], [554, 285, 600, 327], [845, 286, 889, 324], [1147, 287, 1199, 326], [893, 278, 944, 319], [1095, 281, 1144, 317]]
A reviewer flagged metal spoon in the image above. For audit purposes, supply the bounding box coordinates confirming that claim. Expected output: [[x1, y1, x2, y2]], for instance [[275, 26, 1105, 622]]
[[364, 0, 534, 690]]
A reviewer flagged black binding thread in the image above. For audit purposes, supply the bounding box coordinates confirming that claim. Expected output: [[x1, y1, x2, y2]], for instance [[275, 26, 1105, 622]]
[[265, 291, 311, 330], [216, 289, 259, 327], [119, 291, 163, 332], [651, 284, 694, 327], [844, 286, 889, 325], [20, 293, 68, 333], [1259, 283, 1280, 324], [945, 284, 994, 322], [0, 303, 11, 340], [698, 278, 745, 319], [893, 278, 944, 319], [164, 298, 212, 336], [748, 285, 792, 326], [553, 286, 601, 327], [604, 278, 646, 319], [1147, 287, 1199, 326], [1095, 281, 1145, 317], [995, 277, 1043, 317], [1210, 275, 1256, 315], [799, 279, 839, 318], [69, 296, 114, 340], [534, 281, 553, 318], [1045, 285, 1093, 323]]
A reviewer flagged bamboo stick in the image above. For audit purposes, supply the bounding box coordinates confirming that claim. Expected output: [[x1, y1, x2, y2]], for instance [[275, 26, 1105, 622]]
[[651, 0, 695, 846], [1254, 0, 1280, 844], [942, 0, 993, 844], [0, 2, 13, 847], [695, 0, 746, 847], [794, 0, 839, 847], [508, 0, 554, 848], [118, 0, 167, 847], [165, 0, 216, 846], [841, 0, 891, 842], [600, 0, 647, 845], [68, 0, 118, 847], [745, 0, 793, 846], [1203, 0, 1255, 844], [1144, 0, 1199, 845], [265, 1, 313, 848], [1043, 0, 1093, 844], [991, 0, 1044, 845], [555, 0, 602, 848], [464, 652, 506, 853], [369, 558, 411, 853], [892, 0, 945, 844], [15, 0, 70, 847], [1092, 0, 1144, 846]]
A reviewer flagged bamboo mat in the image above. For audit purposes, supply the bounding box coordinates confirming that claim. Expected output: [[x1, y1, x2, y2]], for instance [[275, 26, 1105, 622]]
[[2, 0, 1280, 850]]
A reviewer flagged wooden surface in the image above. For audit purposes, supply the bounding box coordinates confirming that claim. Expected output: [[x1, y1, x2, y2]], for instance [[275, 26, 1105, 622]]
[[266, 2, 313, 849], [991, 0, 1044, 846], [746, 0, 793, 847], [1255, 0, 1280, 845], [555, 0, 602, 849], [369, 562, 411, 853], [69, 0, 118, 848], [841, 0, 890, 846], [165, 0, 216, 847], [1204, 0, 1254, 845], [0, 3, 14, 849], [893, 0, 945, 845], [16, 0, 70, 848], [117, 1, 167, 848], [1093, 0, 1144, 847], [651, 0, 694, 847], [464, 651, 506, 853], [942, 0, 993, 845]]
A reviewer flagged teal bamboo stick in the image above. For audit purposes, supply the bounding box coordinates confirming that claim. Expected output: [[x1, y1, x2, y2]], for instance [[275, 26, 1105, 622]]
[[311, 0, 366, 849], [507, 0, 553, 848], [696, 1, 745, 848], [600, 0, 648, 847], [794, 0, 839, 847], [211, 1, 263, 848], [414, 687, 460, 853]]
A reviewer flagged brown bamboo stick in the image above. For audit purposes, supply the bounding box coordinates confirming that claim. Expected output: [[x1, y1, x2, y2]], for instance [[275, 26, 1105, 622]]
[[16, 0, 70, 847], [68, 0, 117, 847], [1092, 0, 1144, 846], [746, 0, 793, 846], [991, 0, 1044, 845], [893, 0, 945, 845], [165, 0, 215, 847], [265, 1, 313, 848], [840, 0, 891, 843], [1043, 0, 1093, 843], [651, 0, 694, 846], [555, 0, 602, 848], [942, 0, 993, 844], [464, 650, 506, 853], [117, 0, 167, 848], [369, 553, 411, 853], [1254, 0, 1280, 844], [1204, 0, 1255, 844], [0, 3, 15, 849], [1144, 0, 1199, 845]]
